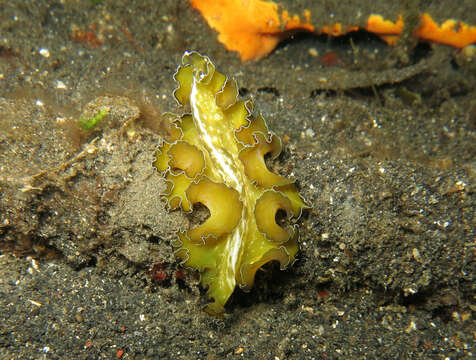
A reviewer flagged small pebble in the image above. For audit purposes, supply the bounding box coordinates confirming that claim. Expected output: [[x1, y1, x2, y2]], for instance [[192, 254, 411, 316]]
[[308, 47, 318, 57], [39, 48, 50, 58]]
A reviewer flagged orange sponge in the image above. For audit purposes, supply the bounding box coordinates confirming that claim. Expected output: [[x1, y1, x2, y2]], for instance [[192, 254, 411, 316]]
[[190, 0, 313, 60], [190, 0, 476, 61]]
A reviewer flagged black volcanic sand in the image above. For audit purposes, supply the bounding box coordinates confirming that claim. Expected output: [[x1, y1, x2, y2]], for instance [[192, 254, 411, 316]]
[[0, 1, 474, 359]]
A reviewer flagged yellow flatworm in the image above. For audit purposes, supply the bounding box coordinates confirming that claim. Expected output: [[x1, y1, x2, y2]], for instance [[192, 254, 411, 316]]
[[153, 51, 308, 315]]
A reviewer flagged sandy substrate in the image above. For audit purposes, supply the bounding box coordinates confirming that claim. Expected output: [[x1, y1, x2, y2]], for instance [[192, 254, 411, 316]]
[[0, 1, 474, 359]]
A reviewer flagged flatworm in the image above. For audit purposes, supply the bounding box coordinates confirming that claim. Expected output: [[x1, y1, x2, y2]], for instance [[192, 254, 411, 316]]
[[153, 51, 308, 314]]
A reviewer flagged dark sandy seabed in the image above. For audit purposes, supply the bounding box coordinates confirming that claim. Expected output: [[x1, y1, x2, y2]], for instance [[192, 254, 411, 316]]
[[0, 1, 475, 359]]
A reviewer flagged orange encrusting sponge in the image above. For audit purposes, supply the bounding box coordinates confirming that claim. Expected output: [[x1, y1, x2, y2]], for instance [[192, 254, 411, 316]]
[[190, 0, 476, 61], [190, 0, 313, 61], [415, 13, 476, 48]]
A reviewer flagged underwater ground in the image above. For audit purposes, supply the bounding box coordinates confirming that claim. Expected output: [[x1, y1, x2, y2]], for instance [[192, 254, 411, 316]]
[[0, 1, 474, 359]]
